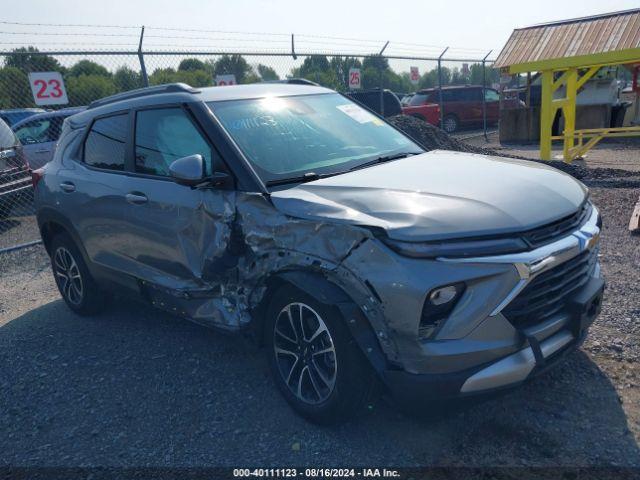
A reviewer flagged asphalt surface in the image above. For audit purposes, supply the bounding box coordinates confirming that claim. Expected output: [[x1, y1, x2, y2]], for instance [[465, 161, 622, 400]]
[[0, 184, 639, 469]]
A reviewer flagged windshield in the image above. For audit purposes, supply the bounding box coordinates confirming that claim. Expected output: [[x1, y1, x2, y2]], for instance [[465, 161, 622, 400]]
[[208, 93, 422, 184]]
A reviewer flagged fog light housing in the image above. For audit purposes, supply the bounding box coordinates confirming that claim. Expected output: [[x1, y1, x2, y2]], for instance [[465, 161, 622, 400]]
[[419, 283, 465, 338]]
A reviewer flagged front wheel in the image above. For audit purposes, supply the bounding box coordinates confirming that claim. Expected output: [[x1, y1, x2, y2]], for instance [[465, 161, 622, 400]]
[[265, 285, 375, 424]]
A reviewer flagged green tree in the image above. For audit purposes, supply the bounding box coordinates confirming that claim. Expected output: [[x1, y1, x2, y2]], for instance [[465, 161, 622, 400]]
[[113, 66, 143, 92], [66, 75, 116, 106], [5, 46, 62, 74], [329, 56, 362, 91], [297, 56, 330, 78], [257, 64, 279, 81], [178, 58, 207, 72], [67, 60, 110, 78], [214, 55, 253, 84], [362, 55, 389, 71], [0, 67, 34, 108], [148, 67, 213, 88]]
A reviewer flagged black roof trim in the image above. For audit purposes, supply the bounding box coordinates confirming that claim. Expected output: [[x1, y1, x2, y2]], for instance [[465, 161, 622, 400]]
[[88, 83, 200, 109]]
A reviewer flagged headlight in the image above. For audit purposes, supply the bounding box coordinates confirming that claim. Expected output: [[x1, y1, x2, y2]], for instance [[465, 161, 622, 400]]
[[381, 236, 528, 259]]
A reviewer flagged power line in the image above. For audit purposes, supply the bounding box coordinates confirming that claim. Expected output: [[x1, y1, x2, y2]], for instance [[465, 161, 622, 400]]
[[0, 20, 139, 29]]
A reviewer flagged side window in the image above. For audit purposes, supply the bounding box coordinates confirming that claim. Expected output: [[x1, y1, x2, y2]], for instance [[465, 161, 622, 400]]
[[84, 114, 128, 171], [485, 89, 500, 102], [459, 89, 482, 101], [441, 90, 456, 102], [134, 107, 213, 177], [15, 119, 53, 145]]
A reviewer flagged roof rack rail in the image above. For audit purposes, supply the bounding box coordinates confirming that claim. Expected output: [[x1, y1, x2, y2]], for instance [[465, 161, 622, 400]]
[[88, 83, 200, 109]]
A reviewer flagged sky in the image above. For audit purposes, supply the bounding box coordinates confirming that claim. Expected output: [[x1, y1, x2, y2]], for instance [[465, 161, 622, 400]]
[[2, 0, 639, 76], [4, 0, 639, 54]]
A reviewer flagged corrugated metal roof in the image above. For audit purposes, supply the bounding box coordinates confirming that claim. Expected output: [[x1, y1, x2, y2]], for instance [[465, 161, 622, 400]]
[[494, 9, 640, 68]]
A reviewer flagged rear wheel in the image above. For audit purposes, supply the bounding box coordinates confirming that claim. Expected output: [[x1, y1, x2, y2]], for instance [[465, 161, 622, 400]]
[[50, 233, 106, 315], [265, 285, 375, 424], [442, 114, 459, 133]]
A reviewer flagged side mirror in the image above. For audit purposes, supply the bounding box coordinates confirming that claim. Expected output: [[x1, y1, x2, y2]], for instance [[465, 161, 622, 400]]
[[169, 154, 205, 186]]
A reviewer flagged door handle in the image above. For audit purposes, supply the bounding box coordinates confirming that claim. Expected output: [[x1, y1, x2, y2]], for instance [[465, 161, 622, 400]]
[[59, 181, 75, 193], [125, 192, 148, 205], [35, 149, 51, 154]]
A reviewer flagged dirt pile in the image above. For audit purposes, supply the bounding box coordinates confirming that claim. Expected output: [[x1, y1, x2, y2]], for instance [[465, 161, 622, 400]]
[[389, 114, 640, 187]]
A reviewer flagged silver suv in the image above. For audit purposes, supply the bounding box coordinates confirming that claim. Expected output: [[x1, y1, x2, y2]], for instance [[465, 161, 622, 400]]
[[33, 83, 604, 424]]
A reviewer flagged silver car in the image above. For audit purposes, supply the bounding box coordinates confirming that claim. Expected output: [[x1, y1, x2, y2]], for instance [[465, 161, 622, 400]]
[[33, 83, 604, 424]]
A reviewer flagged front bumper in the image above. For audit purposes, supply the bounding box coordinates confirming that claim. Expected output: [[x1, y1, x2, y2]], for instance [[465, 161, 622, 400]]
[[381, 275, 604, 401]]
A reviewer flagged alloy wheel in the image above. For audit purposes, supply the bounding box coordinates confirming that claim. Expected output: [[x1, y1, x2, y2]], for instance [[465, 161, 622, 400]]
[[273, 302, 337, 405], [443, 116, 458, 133], [54, 247, 83, 305]]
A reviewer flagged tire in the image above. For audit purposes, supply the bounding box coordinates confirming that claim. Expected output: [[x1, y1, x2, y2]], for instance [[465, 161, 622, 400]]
[[265, 284, 376, 424], [442, 114, 459, 133], [50, 232, 106, 316]]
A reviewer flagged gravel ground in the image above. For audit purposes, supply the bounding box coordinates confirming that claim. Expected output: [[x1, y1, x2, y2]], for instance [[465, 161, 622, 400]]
[[0, 128, 638, 470], [0, 203, 39, 250]]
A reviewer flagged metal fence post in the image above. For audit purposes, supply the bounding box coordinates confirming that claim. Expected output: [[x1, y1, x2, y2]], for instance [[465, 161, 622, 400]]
[[379, 42, 389, 117], [138, 26, 149, 87], [482, 50, 492, 141], [437, 47, 449, 129]]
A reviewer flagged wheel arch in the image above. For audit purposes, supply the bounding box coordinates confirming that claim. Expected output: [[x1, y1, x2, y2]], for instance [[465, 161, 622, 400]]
[[251, 269, 390, 376], [37, 208, 89, 263]]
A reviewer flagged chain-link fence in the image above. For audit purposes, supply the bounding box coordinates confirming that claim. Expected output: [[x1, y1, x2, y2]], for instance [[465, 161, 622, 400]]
[[0, 43, 496, 251]]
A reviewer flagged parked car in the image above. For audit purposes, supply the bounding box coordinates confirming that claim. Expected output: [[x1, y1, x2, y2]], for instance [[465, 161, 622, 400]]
[[400, 94, 440, 125], [0, 118, 31, 218], [344, 88, 402, 117], [0, 108, 46, 128], [34, 83, 604, 424], [13, 107, 86, 169], [406, 85, 500, 133]]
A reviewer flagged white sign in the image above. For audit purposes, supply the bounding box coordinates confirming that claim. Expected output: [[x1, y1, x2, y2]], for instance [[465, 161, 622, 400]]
[[28, 72, 68, 106], [410, 66, 420, 85], [336, 104, 375, 124], [215, 74, 237, 86], [348, 68, 361, 89]]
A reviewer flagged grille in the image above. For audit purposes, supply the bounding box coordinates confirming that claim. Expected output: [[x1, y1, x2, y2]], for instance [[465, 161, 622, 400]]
[[521, 203, 591, 249], [502, 247, 598, 329]]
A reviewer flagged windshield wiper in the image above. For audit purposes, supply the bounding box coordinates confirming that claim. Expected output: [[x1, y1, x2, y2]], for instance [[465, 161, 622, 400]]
[[266, 171, 328, 187], [349, 151, 420, 172], [265, 151, 422, 187]]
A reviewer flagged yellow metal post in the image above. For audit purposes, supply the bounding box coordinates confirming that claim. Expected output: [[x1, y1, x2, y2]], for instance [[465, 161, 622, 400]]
[[540, 70, 554, 160], [562, 68, 578, 162]]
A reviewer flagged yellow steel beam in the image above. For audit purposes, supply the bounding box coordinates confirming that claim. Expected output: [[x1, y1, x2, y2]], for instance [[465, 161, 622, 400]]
[[552, 70, 569, 91], [507, 47, 640, 74], [576, 66, 600, 90], [562, 68, 578, 162], [549, 126, 640, 161], [540, 70, 554, 160]]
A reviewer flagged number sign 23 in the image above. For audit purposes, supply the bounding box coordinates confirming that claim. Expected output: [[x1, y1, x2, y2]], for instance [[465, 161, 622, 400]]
[[28, 72, 69, 106]]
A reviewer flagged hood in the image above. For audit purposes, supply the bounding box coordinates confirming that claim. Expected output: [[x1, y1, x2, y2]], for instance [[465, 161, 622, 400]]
[[270, 150, 587, 242]]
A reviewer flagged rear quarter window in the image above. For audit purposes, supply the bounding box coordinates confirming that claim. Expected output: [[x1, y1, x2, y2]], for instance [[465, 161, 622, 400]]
[[83, 114, 128, 171]]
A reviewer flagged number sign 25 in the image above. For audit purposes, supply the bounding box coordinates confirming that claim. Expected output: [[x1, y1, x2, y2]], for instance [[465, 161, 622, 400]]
[[28, 72, 69, 106]]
